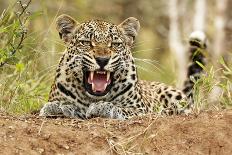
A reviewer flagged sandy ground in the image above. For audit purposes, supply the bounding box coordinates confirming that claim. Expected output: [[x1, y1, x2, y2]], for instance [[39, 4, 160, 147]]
[[0, 110, 232, 155]]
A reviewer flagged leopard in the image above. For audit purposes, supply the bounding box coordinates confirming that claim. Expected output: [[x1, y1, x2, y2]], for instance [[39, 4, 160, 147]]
[[39, 14, 207, 120]]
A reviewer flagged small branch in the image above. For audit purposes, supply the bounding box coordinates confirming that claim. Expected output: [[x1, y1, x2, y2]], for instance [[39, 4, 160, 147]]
[[0, 0, 31, 67]]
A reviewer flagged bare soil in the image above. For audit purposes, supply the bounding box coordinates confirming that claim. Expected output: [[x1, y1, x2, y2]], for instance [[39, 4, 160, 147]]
[[0, 110, 232, 155]]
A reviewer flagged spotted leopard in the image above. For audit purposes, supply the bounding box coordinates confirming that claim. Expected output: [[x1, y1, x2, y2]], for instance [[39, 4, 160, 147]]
[[39, 14, 207, 119]]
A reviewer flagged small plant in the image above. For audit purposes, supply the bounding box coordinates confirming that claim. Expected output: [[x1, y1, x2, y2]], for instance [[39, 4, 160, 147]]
[[0, 0, 49, 115], [218, 57, 232, 107], [0, 0, 31, 67], [193, 57, 232, 114]]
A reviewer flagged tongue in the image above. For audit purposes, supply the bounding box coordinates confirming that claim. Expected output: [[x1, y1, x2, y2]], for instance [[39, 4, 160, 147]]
[[93, 74, 107, 92], [88, 73, 108, 92]]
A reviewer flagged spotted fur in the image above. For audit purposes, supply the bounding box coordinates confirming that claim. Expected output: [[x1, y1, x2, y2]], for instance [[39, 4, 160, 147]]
[[39, 15, 207, 119]]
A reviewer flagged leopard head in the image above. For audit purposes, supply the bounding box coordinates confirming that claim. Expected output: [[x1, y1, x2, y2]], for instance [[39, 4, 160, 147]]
[[56, 14, 140, 97]]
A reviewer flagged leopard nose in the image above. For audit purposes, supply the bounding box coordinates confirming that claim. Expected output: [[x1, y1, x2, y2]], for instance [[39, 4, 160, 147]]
[[95, 57, 109, 69]]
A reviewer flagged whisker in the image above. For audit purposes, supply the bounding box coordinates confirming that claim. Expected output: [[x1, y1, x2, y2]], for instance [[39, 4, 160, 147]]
[[132, 39, 154, 48], [134, 57, 159, 64], [134, 58, 163, 73], [132, 49, 153, 54], [132, 47, 164, 54], [121, 58, 163, 74], [136, 65, 155, 73]]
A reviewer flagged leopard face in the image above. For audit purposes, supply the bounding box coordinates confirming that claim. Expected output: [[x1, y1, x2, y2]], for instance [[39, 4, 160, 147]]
[[56, 15, 140, 99]]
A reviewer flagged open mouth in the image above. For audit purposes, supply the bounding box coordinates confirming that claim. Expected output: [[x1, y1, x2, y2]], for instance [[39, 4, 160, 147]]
[[83, 70, 113, 96]]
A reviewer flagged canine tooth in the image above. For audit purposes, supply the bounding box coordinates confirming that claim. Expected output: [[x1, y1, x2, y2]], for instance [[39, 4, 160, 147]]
[[107, 72, 110, 82], [104, 83, 107, 90], [90, 71, 94, 82], [92, 83, 96, 92]]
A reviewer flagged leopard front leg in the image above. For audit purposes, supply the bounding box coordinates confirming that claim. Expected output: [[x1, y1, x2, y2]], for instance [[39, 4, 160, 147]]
[[40, 101, 85, 119], [86, 101, 144, 120], [39, 101, 63, 117]]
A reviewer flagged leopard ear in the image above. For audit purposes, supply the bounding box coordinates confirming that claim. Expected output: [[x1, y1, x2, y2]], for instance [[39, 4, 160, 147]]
[[56, 14, 79, 44], [118, 17, 140, 46]]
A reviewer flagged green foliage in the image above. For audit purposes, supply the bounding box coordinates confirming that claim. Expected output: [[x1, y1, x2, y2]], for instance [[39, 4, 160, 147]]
[[193, 57, 232, 113], [0, 0, 31, 67], [0, 61, 50, 114], [218, 57, 232, 107], [0, 0, 50, 115]]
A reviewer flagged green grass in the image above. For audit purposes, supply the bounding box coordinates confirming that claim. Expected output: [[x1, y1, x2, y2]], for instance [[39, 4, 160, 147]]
[[193, 57, 232, 114], [0, 60, 50, 114], [0, 0, 50, 115]]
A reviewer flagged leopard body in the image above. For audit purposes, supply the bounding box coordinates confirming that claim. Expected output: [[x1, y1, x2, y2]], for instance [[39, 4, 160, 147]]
[[40, 15, 207, 119]]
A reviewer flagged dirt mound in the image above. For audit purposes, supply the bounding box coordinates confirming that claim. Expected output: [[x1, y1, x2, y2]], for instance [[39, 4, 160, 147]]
[[0, 110, 232, 155]]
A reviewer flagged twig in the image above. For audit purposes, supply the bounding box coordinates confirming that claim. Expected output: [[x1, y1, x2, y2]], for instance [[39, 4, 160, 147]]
[[38, 120, 45, 135], [0, 0, 31, 67]]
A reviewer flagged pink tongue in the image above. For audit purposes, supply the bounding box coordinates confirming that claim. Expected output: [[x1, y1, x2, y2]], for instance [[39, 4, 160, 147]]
[[93, 74, 107, 92]]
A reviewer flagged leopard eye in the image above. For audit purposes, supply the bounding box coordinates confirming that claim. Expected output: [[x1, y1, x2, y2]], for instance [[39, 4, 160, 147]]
[[79, 40, 91, 46], [111, 42, 123, 48]]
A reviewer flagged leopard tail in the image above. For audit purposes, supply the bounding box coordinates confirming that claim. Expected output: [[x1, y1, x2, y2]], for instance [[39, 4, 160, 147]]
[[182, 31, 207, 104]]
